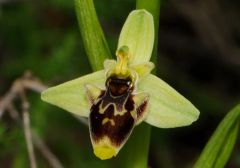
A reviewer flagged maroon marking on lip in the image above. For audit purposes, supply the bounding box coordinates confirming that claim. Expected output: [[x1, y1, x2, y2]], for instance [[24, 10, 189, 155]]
[[90, 94, 135, 146]]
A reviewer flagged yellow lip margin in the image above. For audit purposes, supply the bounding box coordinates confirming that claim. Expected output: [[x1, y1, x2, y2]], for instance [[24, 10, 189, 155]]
[[93, 145, 117, 160]]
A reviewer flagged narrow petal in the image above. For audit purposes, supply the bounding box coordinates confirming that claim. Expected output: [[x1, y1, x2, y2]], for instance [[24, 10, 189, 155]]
[[138, 74, 200, 128], [103, 59, 117, 71], [118, 9, 154, 65], [41, 70, 105, 117], [131, 62, 154, 79]]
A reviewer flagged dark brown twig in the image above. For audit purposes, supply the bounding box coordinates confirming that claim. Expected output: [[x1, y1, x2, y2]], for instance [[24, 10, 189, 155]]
[[0, 72, 47, 118], [7, 102, 64, 168], [0, 72, 65, 168], [20, 91, 37, 168], [0, 71, 89, 167]]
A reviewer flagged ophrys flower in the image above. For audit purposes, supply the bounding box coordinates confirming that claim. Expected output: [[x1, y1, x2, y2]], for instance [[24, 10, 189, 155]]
[[41, 9, 199, 160]]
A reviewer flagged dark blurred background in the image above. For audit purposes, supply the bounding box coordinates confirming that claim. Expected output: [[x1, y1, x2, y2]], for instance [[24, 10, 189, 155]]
[[0, 0, 239, 167]]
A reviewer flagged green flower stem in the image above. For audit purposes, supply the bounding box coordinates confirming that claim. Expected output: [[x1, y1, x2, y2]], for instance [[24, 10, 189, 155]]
[[116, 1, 160, 168], [75, 0, 112, 71], [116, 123, 152, 168]]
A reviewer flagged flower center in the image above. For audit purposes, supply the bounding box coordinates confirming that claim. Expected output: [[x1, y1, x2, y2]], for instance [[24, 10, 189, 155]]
[[105, 45, 138, 85], [106, 76, 133, 96]]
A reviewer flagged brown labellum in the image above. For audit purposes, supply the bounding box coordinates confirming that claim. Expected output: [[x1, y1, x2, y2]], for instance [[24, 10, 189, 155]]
[[87, 75, 149, 159]]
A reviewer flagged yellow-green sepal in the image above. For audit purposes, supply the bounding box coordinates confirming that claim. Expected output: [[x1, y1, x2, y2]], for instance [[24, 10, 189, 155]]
[[117, 9, 154, 65], [41, 70, 105, 117], [138, 74, 200, 128]]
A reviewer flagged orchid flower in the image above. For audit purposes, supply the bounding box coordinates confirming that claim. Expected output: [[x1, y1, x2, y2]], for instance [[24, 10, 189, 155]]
[[41, 9, 199, 160]]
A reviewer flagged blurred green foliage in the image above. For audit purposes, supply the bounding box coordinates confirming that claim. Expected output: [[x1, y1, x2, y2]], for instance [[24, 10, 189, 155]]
[[0, 0, 240, 167]]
